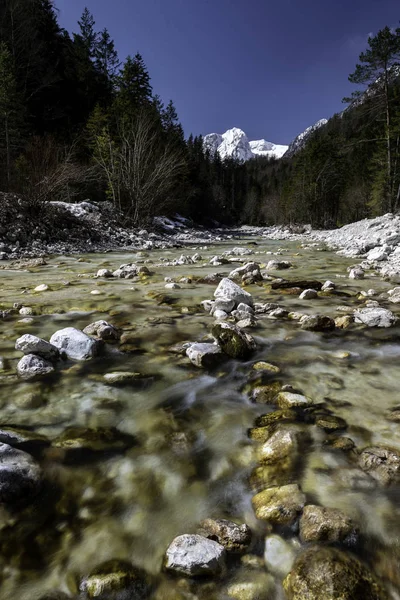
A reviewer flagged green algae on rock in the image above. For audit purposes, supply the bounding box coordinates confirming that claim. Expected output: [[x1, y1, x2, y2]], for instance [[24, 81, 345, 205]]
[[252, 484, 305, 525], [80, 559, 152, 599], [211, 322, 256, 359], [283, 546, 388, 600]]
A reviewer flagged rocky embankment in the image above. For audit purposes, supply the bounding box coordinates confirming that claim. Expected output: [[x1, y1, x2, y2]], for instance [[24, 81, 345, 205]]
[[0, 195, 231, 260], [259, 213, 400, 280]]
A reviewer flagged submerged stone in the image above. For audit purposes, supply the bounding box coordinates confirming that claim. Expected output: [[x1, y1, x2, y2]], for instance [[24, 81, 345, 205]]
[[80, 559, 152, 599], [264, 534, 297, 576], [198, 518, 252, 554], [256, 429, 298, 465], [226, 572, 274, 600], [164, 534, 226, 577], [52, 427, 136, 459], [283, 546, 387, 600], [299, 505, 358, 544], [0, 442, 42, 504], [300, 315, 335, 331], [358, 446, 400, 486], [252, 484, 305, 525]]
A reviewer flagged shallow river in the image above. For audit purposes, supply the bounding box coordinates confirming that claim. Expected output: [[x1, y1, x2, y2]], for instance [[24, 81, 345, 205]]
[[0, 235, 400, 599]]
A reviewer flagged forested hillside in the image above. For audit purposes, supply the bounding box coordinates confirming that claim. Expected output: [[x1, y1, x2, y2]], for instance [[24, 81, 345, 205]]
[[0, 1, 400, 229]]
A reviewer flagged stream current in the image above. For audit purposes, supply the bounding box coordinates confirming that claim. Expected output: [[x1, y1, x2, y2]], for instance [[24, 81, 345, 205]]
[[0, 235, 400, 599]]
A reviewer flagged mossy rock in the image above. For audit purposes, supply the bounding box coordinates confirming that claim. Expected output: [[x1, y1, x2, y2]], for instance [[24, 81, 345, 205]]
[[250, 381, 282, 404], [283, 546, 387, 599], [52, 427, 137, 461], [255, 410, 297, 428], [211, 323, 256, 359], [80, 559, 152, 599]]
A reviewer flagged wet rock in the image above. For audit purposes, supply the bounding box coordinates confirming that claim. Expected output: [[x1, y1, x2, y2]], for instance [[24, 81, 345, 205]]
[[103, 372, 148, 385], [19, 306, 34, 316], [165, 282, 181, 289], [277, 391, 313, 409], [266, 260, 292, 270], [236, 317, 256, 329], [283, 546, 387, 600], [271, 280, 323, 291], [321, 280, 335, 291], [50, 327, 99, 360], [256, 429, 298, 464], [354, 307, 397, 328], [315, 414, 347, 432], [209, 254, 230, 266], [299, 505, 358, 544], [212, 322, 256, 359], [226, 572, 274, 600], [80, 559, 152, 599], [0, 427, 50, 453], [358, 446, 400, 486], [252, 361, 280, 374], [214, 278, 254, 308], [199, 518, 252, 553], [349, 267, 365, 280], [335, 315, 353, 329], [264, 534, 297, 576], [164, 534, 226, 576], [255, 410, 297, 429], [300, 314, 335, 331], [326, 436, 355, 451], [15, 334, 60, 361], [0, 442, 42, 504], [251, 382, 282, 404], [17, 354, 55, 380], [96, 268, 113, 278], [213, 297, 235, 314], [186, 343, 224, 368], [252, 484, 306, 525], [299, 289, 318, 300], [83, 320, 120, 342], [52, 427, 136, 460], [229, 262, 263, 283], [113, 263, 149, 278], [254, 302, 281, 314]]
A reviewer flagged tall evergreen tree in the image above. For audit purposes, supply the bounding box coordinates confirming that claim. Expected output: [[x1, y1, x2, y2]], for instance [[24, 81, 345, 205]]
[[344, 27, 400, 211]]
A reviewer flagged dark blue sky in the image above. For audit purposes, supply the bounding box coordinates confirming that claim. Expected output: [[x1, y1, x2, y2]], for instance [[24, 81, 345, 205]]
[[55, 0, 400, 144]]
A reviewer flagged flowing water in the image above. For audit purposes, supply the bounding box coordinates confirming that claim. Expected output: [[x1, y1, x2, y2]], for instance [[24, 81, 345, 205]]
[[0, 236, 400, 599]]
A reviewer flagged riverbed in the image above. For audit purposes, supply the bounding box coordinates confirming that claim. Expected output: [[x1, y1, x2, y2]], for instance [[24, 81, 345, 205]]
[[0, 235, 399, 599]]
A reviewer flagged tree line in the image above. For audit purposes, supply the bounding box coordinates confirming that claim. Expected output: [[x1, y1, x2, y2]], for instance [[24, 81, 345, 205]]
[[0, 2, 399, 228]]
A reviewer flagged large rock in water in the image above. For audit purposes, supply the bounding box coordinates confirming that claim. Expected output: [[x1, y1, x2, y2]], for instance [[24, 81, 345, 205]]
[[283, 546, 387, 600], [164, 534, 226, 576], [300, 314, 335, 331], [49, 327, 98, 360], [0, 443, 42, 504], [212, 322, 256, 358], [214, 278, 254, 308], [15, 334, 59, 361], [80, 559, 152, 599], [252, 484, 305, 525], [354, 307, 397, 328], [83, 320, 120, 342], [17, 354, 55, 380]]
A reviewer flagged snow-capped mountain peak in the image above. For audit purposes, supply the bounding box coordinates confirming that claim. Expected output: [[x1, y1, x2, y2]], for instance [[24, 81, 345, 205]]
[[203, 128, 288, 162]]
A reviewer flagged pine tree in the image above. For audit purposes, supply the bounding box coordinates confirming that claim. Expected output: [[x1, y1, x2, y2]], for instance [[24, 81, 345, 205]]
[[76, 7, 97, 59], [115, 54, 153, 117], [0, 42, 23, 188], [95, 28, 119, 83], [344, 27, 400, 211]]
